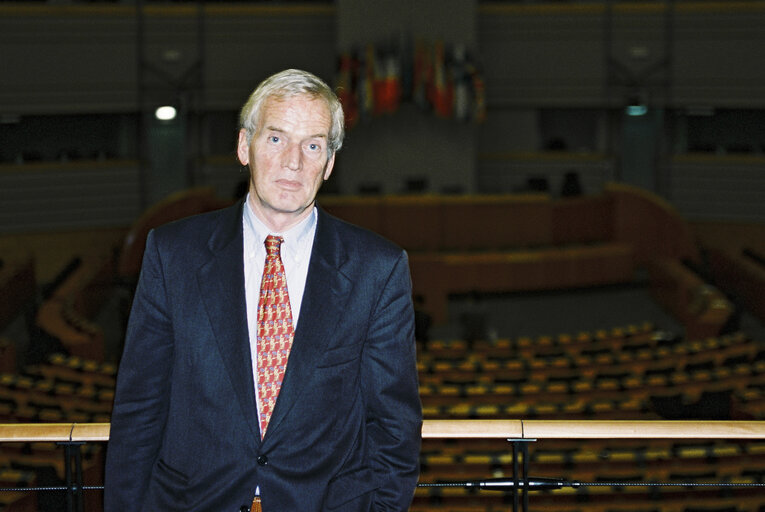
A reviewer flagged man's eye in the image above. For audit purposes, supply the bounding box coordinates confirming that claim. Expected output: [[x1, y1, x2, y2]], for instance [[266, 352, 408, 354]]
[[269, 136, 280, 143], [308, 143, 320, 151]]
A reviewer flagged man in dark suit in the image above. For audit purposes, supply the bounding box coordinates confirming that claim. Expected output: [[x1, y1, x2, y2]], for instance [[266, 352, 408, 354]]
[[105, 69, 422, 511]]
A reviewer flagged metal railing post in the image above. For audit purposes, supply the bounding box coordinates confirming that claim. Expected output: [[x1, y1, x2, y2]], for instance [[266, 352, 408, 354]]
[[509, 438, 535, 512], [58, 441, 85, 512]]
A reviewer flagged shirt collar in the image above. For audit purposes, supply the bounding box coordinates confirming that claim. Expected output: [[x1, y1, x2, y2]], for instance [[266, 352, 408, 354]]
[[243, 194, 316, 257]]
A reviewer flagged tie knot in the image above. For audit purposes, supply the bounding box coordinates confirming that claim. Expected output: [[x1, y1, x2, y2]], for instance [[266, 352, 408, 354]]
[[264, 235, 284, 256]]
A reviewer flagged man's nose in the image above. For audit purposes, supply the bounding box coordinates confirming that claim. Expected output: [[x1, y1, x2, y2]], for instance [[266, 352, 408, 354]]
[[282, 143, 302, 171]]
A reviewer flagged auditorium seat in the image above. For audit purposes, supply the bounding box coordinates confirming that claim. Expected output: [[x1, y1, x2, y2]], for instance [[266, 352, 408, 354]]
[[32, 353, 116, 389], [417, 311, 765, 510]]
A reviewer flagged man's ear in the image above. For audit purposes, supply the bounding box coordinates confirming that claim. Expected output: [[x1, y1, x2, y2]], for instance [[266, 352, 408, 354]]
[[236, 129, 250, 166], [323, 152, 336, 181]]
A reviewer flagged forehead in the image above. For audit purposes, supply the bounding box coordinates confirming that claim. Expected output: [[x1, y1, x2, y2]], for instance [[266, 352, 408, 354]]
[[259, 93, 331, 135]]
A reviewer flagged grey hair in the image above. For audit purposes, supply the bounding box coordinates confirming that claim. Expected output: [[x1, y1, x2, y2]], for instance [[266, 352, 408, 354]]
[[239, 69, 345, 157]]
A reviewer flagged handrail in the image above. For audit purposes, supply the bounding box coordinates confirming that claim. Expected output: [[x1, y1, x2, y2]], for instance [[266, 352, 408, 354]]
[[1, 420, 763, 512], [2, 420, 765, 443], [0, 422, 110, 443], [425, 420, 765, 439]]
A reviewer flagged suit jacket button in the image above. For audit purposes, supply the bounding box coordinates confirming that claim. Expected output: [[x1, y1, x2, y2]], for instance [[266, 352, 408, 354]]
[[257, 455, 268, 466]]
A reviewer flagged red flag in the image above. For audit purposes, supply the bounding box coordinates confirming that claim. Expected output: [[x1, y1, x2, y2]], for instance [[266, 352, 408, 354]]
[[336, 53, 358, 128]]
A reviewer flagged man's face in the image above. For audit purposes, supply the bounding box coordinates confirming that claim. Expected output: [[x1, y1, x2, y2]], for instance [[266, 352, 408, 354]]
[[237, 94, 335, 230]]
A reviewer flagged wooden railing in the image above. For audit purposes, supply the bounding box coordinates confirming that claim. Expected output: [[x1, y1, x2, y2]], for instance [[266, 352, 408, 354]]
[[422, 419, 765, 439], [0, 422, 110, 443], [2, 419, 764, 443], [0, 420, 764, 512]]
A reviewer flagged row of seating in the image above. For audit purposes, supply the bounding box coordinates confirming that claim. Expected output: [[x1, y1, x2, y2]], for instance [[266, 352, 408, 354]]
[[0, 355, 108, 509], [420, 439, 765, 470], [421, 372, 763, 403], [416, 300, 765, 511], [421, 398, 704, 421], [418, 326, 663, 359], [419, 350, 764, 392], [0, 354, 116, 424], [415, 434, 765, 512], [27, 353, 116, 388], [418, 325, 746, 359], [418, 333, 757, 376]]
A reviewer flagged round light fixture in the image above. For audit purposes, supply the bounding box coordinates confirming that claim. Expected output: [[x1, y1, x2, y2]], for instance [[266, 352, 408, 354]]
[[155, 106, 177, 121]]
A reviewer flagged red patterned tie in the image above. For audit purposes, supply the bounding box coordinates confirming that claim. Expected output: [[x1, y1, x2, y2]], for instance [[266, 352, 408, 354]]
[[256, 235, 294, 438]]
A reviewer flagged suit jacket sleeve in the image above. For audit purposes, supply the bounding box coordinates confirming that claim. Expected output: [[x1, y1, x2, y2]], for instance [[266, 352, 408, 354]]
[[361, 249, 422, 510], [105, 229, 174, 510]]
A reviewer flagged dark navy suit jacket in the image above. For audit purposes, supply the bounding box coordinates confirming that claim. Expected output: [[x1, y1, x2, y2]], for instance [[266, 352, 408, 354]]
[[105, 201, 422, 511]]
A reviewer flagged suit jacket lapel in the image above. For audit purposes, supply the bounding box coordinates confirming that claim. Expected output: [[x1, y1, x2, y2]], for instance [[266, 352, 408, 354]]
[[197, 201, 261, 442], [264, 208, 352, 439]]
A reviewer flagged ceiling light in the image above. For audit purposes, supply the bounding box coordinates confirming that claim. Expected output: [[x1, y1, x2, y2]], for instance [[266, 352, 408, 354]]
[[155, 106, 177, 121]]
